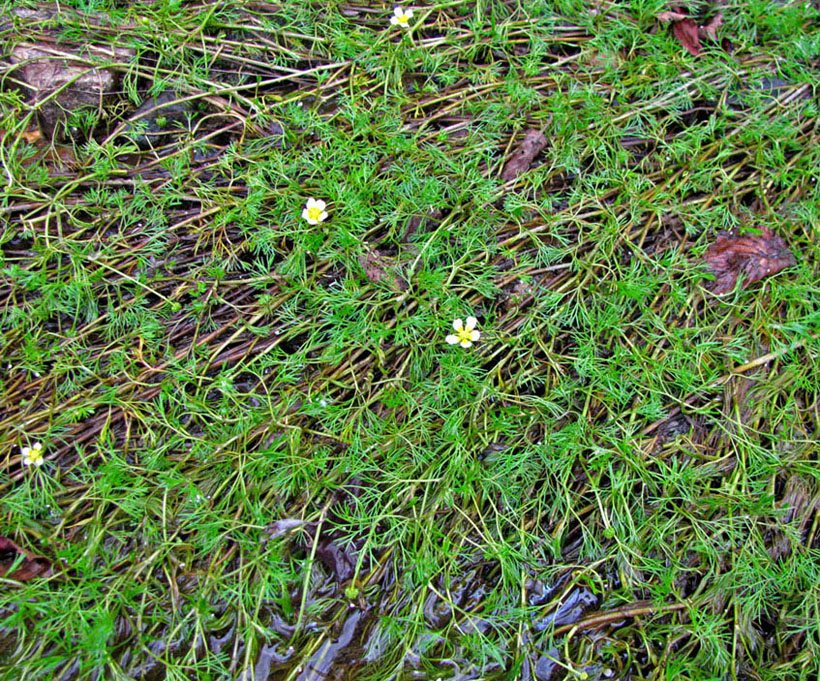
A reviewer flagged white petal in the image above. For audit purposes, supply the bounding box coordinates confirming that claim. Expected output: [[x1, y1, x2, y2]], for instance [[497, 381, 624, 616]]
[[319, 211, 328, 222], [459, 340, 472, 348], [21, 446, 30, 457], [35, 457, 44, 467], [465, 316, 477, 330], [453, 319, 463, 331], [445, 334, 459, 345], [314, 200, 326, 211], [405, 9, 414, 18], [390, 15, 399, 24], [307, 217, 319, 225], [302, 208, 310, 220], [393, 7, 403, 16], [471, 330, 480, 341], [306, 198, 318, 209], [33, 442, 42, 451], [22, 455, 31, 466]]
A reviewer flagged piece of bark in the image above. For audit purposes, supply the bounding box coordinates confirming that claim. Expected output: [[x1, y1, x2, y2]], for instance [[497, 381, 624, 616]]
[[122, 90, 193, 148], [9, 43, 134, 137], [501, 129, 548, 182], [703, 227, 796, 294]]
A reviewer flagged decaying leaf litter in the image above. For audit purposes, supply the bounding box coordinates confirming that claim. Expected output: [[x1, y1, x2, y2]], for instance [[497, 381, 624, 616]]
[[1, 1, 819, 680]]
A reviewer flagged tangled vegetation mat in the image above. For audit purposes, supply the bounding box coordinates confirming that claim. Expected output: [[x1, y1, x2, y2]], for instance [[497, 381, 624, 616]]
[[1, 1, 819, 679]]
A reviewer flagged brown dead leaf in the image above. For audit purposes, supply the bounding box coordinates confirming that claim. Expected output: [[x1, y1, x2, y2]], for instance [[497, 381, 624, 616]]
[[501, 129, 548, 182], [314, 536, 355, 582], [499, 279, 535, 311], [20, 128, 42, 144], [359, 250, 407, 292], [703, 227, 796, 294], [403, 207, 442, 242], [658, 6, 724, 56], [657, 10, 689, 21], [672, 18, 701, 56], [0, 536, 52, 582], [45, 146, 80, 170], [700, 13, 723, 42], [264, 518, 307, 539]]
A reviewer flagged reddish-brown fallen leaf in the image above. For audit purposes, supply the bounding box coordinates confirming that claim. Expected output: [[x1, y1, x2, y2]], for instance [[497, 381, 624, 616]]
[[359, 250, 407, 292], [672, 18, 701, 55], [501, 129, 548, 182], [703, 227, 796, 294], [700, 13, 723, 42], [657, 10, 689, 22], [403, 207, 442, 242], [658, 6, 723, 56], [0, 536, 52, 582]]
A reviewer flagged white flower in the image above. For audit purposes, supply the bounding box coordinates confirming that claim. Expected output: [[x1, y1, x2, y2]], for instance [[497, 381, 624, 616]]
[[21, 442, 44, 467], [302, 198, 328, 225], [445, 316, 480, 348], [390, 6, 414, 27]]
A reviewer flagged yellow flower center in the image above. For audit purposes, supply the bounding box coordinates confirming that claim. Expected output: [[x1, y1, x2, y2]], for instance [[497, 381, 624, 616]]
[[456, 327, 473, 344], [307, 206, 323, 222], [396, 13, 409, 24]]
